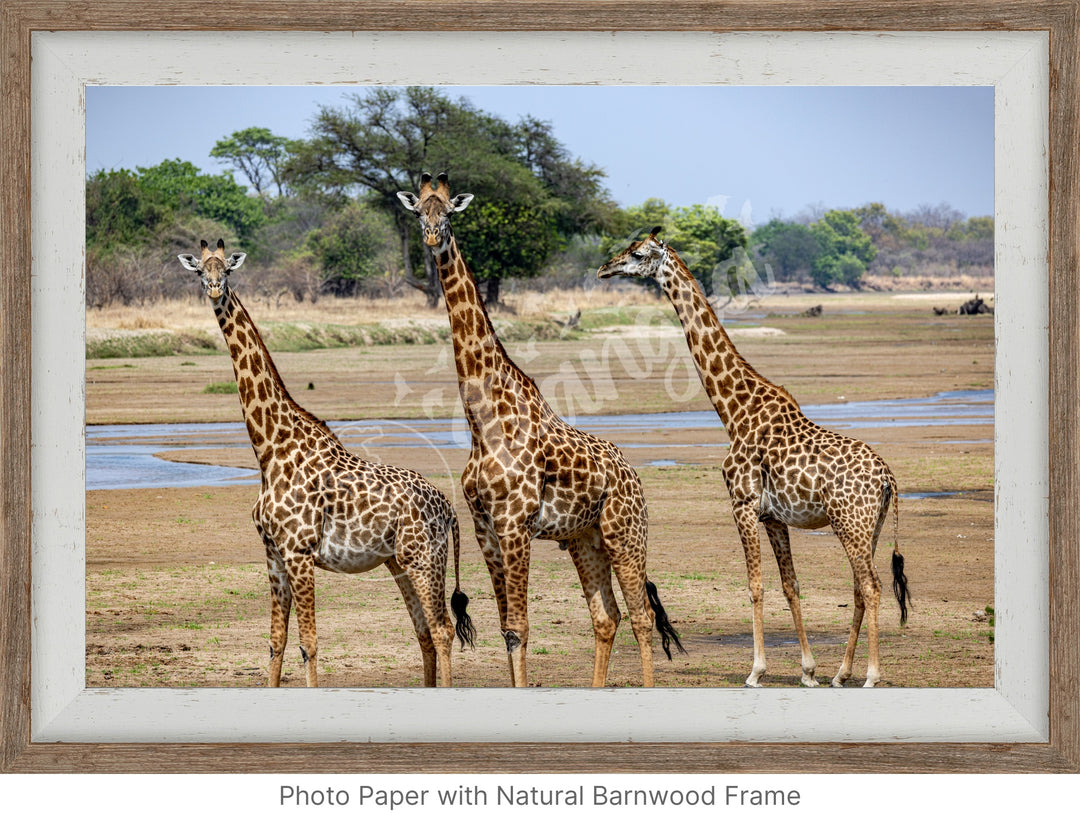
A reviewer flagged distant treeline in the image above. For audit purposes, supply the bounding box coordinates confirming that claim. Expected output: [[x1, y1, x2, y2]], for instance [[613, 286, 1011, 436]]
[[86, 86, 992, 308]]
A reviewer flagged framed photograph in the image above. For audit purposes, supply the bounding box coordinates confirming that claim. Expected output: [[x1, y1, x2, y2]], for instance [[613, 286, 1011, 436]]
[[2, 1, 1077, 774]]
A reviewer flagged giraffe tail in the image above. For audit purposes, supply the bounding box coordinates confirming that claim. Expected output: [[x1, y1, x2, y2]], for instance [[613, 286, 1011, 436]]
[[888, 475, 911, 626], [646, 579, 686, 659], [449, 515, 476, 649]]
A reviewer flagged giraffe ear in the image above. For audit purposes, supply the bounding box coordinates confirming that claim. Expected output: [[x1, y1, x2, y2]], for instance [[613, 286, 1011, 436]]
[[450, 193, 474, 212], [178, 254, 201, 272], [397, 191, 420, 212], [225, 252, 246, 271]]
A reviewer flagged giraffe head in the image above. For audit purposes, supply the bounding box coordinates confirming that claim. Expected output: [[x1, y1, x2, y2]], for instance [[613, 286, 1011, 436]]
[[396, 172, 474, 250], [596, 226, 669, 284], [178, 239, 247, 300]]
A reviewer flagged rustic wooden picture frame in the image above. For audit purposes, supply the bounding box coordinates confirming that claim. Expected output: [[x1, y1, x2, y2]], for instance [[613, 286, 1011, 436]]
[[2, 1, 1077, 774]]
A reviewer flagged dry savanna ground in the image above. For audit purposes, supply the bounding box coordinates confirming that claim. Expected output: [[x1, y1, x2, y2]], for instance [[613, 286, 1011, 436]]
[[85, 286, 995, 689]]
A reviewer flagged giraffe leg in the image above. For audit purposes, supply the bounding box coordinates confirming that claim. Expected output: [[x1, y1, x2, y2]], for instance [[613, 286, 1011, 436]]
[[860, 568, 883, 688], [473, 515, 514, 684], [493, 524, 533, 688], [831, 518, 884, 688], [833, 586, 865, 687], [608, 552, 657, 689], [601, 503, 658, 688], [265, 547, 292, 688], [285, 550, 318, 687], [763, 518, 818, 687], [732, 502, 768, 687], [385, 558, 443, 687], [566, 529, 621, 687]]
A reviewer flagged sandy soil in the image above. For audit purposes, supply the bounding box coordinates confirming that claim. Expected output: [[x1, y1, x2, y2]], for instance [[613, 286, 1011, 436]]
[[85, 292, 995, 689]]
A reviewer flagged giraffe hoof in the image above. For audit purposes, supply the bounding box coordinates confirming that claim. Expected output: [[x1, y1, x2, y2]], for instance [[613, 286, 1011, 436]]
[[831, 676, 847, 688], [801, 676, 820, 688]]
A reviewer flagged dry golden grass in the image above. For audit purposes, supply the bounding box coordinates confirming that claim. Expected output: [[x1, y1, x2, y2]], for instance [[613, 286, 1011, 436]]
[[86, 283, 660, 334]]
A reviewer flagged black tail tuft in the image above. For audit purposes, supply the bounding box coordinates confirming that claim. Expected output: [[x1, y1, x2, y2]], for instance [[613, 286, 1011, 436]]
[[646, 579, 686, 659], [451, 588, 476, 650], [891, 550, 910, 626]]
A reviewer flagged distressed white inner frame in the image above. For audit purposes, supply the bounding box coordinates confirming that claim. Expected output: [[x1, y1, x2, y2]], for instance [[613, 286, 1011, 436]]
[[30, 30, 1048, 744]]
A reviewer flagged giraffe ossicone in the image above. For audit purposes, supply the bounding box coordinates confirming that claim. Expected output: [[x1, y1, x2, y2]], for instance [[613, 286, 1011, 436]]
[[178, 239, 475, 688], [598, 229, 910, 689], [398, 174, 684, 688]]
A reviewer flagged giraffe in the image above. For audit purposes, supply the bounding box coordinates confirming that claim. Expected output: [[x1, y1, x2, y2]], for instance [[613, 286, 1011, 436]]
[[598, 228, 910, 688], [178, 239, 475, 688], [397, 174, 683, 688]]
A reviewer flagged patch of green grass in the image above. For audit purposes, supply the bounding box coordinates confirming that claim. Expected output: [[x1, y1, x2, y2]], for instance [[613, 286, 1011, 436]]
[[682, 572, 713, 581], [202, 381, 238, 395], [87, 330, 219, 359]]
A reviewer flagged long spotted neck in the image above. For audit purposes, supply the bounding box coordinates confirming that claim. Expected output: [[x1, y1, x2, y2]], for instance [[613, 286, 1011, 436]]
[[658, 252, 760, 436], [212, 287, 307, 468], [432, 235, 545, 425]]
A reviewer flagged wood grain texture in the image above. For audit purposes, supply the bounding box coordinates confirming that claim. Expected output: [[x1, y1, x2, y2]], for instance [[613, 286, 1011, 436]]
[[5, 740, 1077, 774], [2, 0, 1078, 32], [0, 0, 34, 774], [1, 0, 1078, 774], [1048, 0, 1080, 772]]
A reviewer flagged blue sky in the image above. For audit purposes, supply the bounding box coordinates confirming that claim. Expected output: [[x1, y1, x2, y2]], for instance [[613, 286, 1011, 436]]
[[86, 85, 994, 226]]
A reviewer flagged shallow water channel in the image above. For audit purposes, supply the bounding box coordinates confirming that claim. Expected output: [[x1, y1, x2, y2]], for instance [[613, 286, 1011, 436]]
[[86, 389, 992, 491]]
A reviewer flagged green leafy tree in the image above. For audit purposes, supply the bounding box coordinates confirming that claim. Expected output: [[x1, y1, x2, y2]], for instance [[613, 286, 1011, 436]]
[[453, 196, 559, 305], [947, 215, 994, 241], [750, 219, 821, 281], [608, 200, 747, 296], [668, 204, 748, 296], [210, 127, 293, 198], [306, 202, 399, 296], [86, 168, 173, 250], [137, 159, 265, 246], [285, 86, 614, 305], [809, 209, 877, 288]]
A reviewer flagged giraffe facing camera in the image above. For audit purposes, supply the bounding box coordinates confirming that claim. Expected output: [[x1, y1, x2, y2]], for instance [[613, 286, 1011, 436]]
[[398, 173, 684, 688], [178, 239, 475, 689]]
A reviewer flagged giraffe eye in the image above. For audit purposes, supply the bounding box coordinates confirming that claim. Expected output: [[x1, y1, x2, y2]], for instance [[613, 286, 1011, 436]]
[[630, 251, 645, 261]]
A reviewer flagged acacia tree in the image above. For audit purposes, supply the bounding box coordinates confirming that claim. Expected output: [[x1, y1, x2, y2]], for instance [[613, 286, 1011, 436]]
[[284, 86, 615, 306], [210, 127, 293, 199]]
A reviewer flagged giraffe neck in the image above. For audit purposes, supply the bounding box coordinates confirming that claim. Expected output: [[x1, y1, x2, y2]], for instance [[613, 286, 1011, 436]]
[[432, 235, 545, 426], [211, 287, 308, 468], [658, 252, 760, 433]]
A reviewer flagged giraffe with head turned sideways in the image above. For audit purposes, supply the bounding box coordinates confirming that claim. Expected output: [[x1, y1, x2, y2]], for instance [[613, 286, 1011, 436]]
[[397, 174, 684, 688], [178, 239, 475, 688], [598, 228, 910, 688]]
